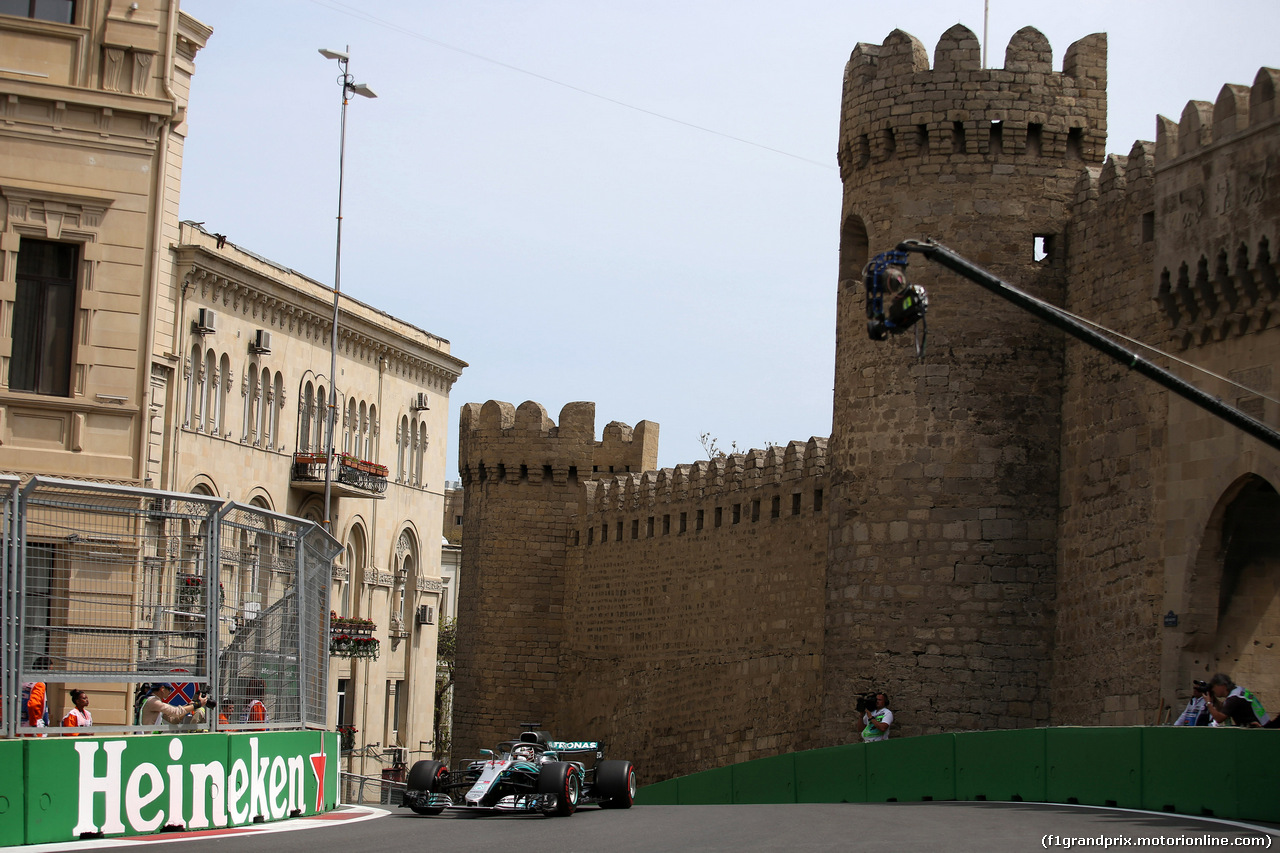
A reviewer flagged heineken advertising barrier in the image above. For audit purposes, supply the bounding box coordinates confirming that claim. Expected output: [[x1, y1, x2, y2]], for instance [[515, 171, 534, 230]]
[[4, 731, 339, 846]]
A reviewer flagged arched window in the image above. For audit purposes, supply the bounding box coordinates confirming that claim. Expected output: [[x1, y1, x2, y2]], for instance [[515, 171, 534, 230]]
[[344, 399, 357, 455], [185, 343, 201, 428], [301, 382, 315, 452], [257, 366, 270, 447], [417, 422, 429, 485], [398, 415, 409, 482], [314, 384, 327, 452], [340, 524, 368, 618], [218, 353, 232, 436], [358, 401, 368, 460], [243, 362, 259, 443], [272, 372, 284, 451], [203, 349, 217, 433], [392, 530, 416, 633]]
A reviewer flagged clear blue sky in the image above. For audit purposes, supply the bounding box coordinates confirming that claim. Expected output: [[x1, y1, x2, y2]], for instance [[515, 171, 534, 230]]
[[178, 0, 1280, 478]]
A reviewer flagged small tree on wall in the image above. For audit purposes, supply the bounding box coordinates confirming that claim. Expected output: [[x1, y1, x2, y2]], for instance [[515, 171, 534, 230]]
[[434, 618, 456, 763]]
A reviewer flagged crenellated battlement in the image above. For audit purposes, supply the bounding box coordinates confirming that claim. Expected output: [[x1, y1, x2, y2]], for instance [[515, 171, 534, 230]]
[[457, 399, 658, 487], [1071, 140, 1156, 213], [581, 437, 827, 517], [1155, 68, 1280, 165], [837, 25, 1107, 181]]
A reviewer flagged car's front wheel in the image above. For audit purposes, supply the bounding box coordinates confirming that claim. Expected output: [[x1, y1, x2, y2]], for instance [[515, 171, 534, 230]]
[[537, 761, 581, 817], [405, 759, 448, 815]]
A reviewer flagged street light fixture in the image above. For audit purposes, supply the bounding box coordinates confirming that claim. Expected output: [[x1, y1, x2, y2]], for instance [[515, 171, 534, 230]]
[[319, 45, 376, 536]]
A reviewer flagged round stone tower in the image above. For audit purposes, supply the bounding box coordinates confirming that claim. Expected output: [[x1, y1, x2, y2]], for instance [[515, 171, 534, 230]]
[[824, 25, 1107, 739]]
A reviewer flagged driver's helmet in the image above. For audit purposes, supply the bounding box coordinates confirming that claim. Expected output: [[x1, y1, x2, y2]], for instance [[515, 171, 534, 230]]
[[512, 744, 537, 762]]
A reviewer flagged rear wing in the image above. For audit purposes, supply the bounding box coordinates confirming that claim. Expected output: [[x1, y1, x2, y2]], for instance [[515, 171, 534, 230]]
[[548, 740, 603, 768]]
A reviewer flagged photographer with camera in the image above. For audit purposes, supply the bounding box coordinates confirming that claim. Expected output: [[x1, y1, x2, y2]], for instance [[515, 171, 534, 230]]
[[856, 691, 893, 742], [139, 682, 213, 728], [1173, 680, 1211, 726], [1204, 673, 1276, 728]]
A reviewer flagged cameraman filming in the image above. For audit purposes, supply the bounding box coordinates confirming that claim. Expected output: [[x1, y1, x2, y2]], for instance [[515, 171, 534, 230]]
[[858, 691, 893, 742], [140, 682, 211, 728]]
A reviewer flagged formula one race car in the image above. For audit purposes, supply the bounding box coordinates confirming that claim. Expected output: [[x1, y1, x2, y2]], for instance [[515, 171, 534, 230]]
[[401, 730, 637, 817]]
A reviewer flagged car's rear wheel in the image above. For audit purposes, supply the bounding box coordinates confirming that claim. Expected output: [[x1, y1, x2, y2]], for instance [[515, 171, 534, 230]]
[[595, 760, 636, 809], [537, 761, 580, 816], [406, 760, 448, 815]]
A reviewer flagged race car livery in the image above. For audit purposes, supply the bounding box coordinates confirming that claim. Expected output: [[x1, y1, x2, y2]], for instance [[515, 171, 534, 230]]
[[401, 730, 636, 817]]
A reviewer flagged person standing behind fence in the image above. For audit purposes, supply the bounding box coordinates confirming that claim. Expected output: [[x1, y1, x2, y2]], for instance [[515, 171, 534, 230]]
[[242, 678, 268, 730], [140, 682, 208, 728], [20, 656, 50, 736], [62, 689, 92, 733]]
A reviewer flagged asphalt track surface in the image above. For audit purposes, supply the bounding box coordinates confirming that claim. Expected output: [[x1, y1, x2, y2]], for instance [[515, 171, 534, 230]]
[[42, 802, 1280, 853]]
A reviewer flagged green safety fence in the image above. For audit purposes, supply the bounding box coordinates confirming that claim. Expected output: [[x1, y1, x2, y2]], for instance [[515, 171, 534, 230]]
[[635, 727, 1280, 824], [2, 730, 339, 846]]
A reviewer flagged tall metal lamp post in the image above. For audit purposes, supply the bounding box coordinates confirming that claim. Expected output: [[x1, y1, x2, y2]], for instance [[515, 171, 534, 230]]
[[318, 46, 376, 535]]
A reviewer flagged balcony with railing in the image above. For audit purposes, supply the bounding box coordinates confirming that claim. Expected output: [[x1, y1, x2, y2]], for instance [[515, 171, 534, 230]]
[[291, 452, 388, 498]]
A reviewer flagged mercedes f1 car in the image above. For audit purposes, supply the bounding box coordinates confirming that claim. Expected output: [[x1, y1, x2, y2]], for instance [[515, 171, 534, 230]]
[[401, 730, 637, 817]]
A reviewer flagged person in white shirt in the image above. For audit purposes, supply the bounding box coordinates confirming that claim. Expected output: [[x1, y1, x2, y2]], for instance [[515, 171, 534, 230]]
[[140, 682, 208, 728], [861, 692, 893, 742]]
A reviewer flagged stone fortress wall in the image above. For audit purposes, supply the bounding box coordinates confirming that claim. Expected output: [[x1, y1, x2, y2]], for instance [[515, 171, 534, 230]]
[[454, 25, 1280, 782], [825, 25, 1105, 744]]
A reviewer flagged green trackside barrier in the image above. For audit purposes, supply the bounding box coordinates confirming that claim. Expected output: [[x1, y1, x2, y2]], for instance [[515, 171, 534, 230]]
[[1046, 727, 1143, 809], [0, 739, 24, 847], [955, 727, 1046, 804], [794, 743, 866, 803], [13, 730, 340, 846], [635, 776, 679, 805], [1231, 726, 1280, 824], [676, 764, 733, 804], [731, 752, 796, 804], [866, 733, 955, 803], [1141, 725, 1236, 819], [635, 727, 1280, 824]]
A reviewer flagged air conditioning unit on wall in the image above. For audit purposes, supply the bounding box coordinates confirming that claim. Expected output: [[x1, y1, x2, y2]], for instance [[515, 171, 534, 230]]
[[250, 329, 272, 354], [411, 392, 429, 411], [194, 308, 217, 334], [416, 604, 435, 626]]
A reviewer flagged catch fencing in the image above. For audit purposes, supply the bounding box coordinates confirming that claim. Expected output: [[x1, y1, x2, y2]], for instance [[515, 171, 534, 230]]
[[1, 476, 340, 736]]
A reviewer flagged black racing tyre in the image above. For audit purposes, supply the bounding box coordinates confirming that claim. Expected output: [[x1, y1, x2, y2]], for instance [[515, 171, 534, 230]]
[[594, 760, 636, 809], [406, 760, 448, 815], [537, 761, 581, 817]]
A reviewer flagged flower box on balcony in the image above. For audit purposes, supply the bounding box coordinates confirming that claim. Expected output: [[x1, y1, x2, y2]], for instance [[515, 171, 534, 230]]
[[330, 634, 379, 660], [330, 613, 376, 638], [340, 454, 389, 478]]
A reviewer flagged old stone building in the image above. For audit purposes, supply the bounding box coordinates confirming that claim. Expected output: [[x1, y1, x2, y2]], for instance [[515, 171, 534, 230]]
[[167, 222, 465, 765], [0, 1, 465, 759], [454, 25, 1280, 782]]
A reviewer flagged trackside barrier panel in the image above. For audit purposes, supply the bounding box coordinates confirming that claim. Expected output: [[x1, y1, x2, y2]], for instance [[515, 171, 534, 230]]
[[731, 752, 796, 804], [637, 777, 678, 805], [1045, 727, 1142, 809], [794, 744, 866, 803], [954, 728, 1046, 803], [0, 739, 23, 847], [635, 727, 1279, 824], [1232, 727, 1280, 824], [866, 733, 955, 803], [7, 731, 338, 846], [675, 765, 733, 804], [1140, 726, 1236, 818]]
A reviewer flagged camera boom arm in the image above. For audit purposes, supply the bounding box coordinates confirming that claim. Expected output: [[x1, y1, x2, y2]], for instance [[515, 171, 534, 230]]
[[872, 239, 1280, 454]]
